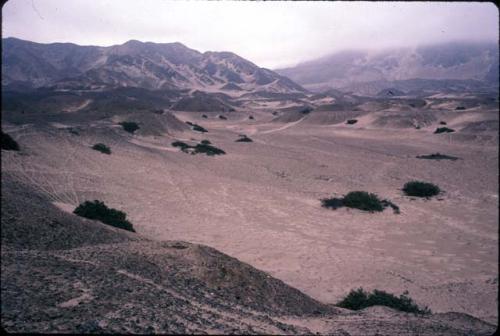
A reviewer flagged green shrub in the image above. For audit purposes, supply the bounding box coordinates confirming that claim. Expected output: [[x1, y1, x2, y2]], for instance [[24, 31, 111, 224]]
[[346, 119, 358, 125], [434, 127, 455, 134], [322, 192, 399, 213], [120, 122, 140, 134], [73, 200, 135, 232], [172, 140, 225, 156], [416, 153, 459, 161], [92, 143, 111, 154], [337, 288, 431, 314], [343, 191, 384, 212], [236, 135, 253, 142], [321, 197, 344, 209], [403, 181, 440, 197], [1, 131, 20, 151], [192, 124, 208, 133], [193, 143, 225, 156]]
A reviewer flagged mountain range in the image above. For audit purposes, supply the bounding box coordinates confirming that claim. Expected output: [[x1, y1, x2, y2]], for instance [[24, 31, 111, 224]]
[[276, 41, 499, 95], [1, 37, 305, 94]]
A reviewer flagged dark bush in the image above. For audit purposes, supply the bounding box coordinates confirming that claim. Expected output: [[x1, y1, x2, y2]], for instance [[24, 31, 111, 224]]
[[236, 135, 253, 142], [455, 106, 466, 110], [322, 191, 399, 213], [346, 119, 358, 125], [193, 143, 225, 156], [185, 121, 194, 126], [337, 288, 431, 314], [92, 143, 111, 154], [300, 107, 312, 114], [321, 197, 344, 209], [439, 121, 447, 125], [403, 181, 440, 198], [1, 131, 20, 151], [202, 114, 208, 119], [73, 200, 135, 232], [192, 124, 208, 133], [434, 127, 455, 134], [120, 122, 140, 134], [219, 115, 227, 120], [272, 111, 278, 116], [343, 191, 384, 212], [249, 115, 254, 120], [200, 139, 211, 145], [416, 153, 459, 161]]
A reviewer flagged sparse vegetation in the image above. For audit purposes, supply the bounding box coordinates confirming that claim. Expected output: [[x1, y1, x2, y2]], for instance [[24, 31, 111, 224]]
[[73, 200, 135, 232], [92, 143, 111, 154], [119, 121, 140, 134], [1, 131, 20, 151], [416, 153, 459, 161], [439, 121, 447, 125], [403, 181, 440, 198], [434, 127, 455, 134], [300, 107, 312, 114], [322, 191, 399, 213], [236, 135, 253, 142], [455, 106, 466, 110], [336, 288, 431, 315], [202, 114, 208, 118], [219, 115, 227, 120], [172, 140, 225, 156], [346, 119, 358, 125], [249, 115, 254, 120]]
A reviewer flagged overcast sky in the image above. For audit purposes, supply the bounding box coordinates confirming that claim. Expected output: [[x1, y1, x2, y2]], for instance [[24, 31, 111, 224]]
[[2, 0, 498, 69]]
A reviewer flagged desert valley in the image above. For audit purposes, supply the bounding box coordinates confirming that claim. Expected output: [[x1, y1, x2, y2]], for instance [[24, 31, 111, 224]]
[[1, 25, 498, 335]]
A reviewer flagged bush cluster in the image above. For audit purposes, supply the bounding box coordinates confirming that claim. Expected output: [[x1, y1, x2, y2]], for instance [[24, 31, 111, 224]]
[[120, 122, 140, 134], [346, 119, 358, 125], [1, 131, 20, 151], [336, 288, 431, 314], [403, 181, 440, 198], [92, 143, 111, 154], [73, 200, 135, 232]]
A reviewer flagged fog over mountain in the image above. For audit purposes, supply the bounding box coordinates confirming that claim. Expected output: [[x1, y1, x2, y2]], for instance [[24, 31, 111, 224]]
[[276, 41, 499, 95]]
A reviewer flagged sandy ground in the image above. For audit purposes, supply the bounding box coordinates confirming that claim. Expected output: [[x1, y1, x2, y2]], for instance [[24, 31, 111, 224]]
[[2, 108, 498, 325]]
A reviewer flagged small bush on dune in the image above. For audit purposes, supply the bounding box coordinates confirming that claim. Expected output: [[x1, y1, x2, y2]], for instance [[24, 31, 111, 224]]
[[342, 191, 383, 212], [202, 114, 208, 119], [92, 143, 111, 154], [416, 153, 459, 161], [336, 288, 431, 314], [73, 200, 135, 232], [403, 181, 440, 198], [192, 124, 208, 133], [236, 135, 253, 142], [346, 119, 358, 125], [300, 107, 312, 114], [439, 121, 447, 125], [322, 191, 399, 213], [200, 139, 211, 145], [219, 115, 227, 120], [249, 115, 254, 120], [193, 143, 225, 156], [119, 122, 140, 134], [434, 127, 455, 134], [1, 131, 20, 151], [185, 121, 194, 126]]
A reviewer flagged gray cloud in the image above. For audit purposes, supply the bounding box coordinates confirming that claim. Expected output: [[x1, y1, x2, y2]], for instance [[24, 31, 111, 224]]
[[2, 0, 498, 69]]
